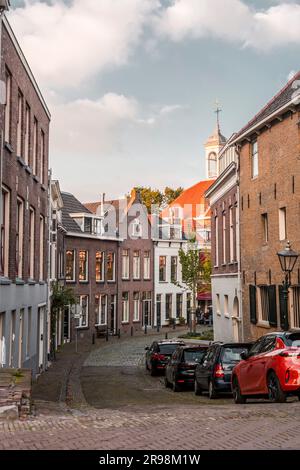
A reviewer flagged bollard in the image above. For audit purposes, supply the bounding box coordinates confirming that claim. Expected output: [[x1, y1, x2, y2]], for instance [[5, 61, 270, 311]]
[[131, 326, 134, 337], [118, 329, 121, 339], [106, 327, 109, 342], [157, 323, 160, 333], [92, 333, 95, 345], [165, 332, 168, 340], [173, 321, 176, 330], [144, 324, 147, 335]]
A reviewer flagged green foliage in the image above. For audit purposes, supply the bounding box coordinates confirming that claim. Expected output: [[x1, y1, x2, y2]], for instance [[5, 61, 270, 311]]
[[135, 186, 184, 213], [51, 282, 76, 314]]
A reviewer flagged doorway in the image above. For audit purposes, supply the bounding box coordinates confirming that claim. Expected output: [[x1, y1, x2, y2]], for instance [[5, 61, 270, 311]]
[[110, 295, 117, 334], [37, 306, 45, 370]]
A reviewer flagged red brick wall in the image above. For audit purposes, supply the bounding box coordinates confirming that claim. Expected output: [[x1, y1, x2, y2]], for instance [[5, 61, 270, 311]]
[[239, 108, 300, 340], [1, 22, 50, 282]]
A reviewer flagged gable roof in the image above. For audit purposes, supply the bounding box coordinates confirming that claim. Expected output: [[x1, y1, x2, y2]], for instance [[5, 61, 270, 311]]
[[165, 179, 214, 209], [61, 192, 92, 233], [235, 71, 300, 140]]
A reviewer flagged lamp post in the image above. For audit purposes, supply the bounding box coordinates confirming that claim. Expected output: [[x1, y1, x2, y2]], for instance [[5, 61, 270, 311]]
[[277, 241, 299, 331]]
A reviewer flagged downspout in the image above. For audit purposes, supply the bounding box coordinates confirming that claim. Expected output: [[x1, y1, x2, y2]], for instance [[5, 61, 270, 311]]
[[235, 145, 244, 342]]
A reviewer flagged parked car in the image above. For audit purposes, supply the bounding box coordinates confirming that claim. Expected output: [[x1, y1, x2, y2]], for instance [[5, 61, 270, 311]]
[[145, 340, 185, 376], [232, 332, 300, 404], [165, 344, 209, 392], [194, 342, 253, 399]]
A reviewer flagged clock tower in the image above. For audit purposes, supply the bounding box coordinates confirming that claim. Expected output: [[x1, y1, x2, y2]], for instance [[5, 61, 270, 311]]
[[205, 102, 226, 179]]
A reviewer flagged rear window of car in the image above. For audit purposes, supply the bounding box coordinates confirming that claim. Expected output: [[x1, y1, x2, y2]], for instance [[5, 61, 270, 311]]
[[183, 349, 207, 363], [158, 344, 181, 355], [221, 347, 247, 364], [286, 333, 300, 347]]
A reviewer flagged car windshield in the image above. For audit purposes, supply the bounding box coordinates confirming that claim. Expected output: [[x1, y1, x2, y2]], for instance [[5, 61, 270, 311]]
[[158, 344, 181, 355], [183, 349, 207, 363], [286, 333, 300, 347], [221, 347, 247, 364]]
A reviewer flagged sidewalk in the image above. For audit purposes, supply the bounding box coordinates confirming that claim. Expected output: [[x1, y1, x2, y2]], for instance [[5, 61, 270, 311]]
[[32, 325, 200, 413]]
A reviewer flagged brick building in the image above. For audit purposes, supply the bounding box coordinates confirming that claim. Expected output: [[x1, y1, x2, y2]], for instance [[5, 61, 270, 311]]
[[205, 136, 241, 342], [233, 72, 300, 341], [86, 189, 154, 335], [0, 16, 51, 373]]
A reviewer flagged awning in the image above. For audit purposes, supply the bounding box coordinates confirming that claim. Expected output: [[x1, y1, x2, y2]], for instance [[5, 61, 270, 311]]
[[197, 293, 212, 301]]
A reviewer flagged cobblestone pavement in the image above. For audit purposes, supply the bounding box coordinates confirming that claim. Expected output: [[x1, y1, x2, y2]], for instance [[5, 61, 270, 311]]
[[1, 329, 300, 450]]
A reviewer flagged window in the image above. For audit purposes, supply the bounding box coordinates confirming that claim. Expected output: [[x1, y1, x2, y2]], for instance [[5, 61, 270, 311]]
[[96, 251, 104, 282], [95, 295, 107, 325], [122, 292, 129, 323], [0, 312, 5, 367], [33, 118, 38, 175], [156, 294, 162, 326], [251, 140, 258, 178], [17, 92, 23, 157], [66, 250, 75, 281], [4, 70, 11, 143], [159, 256, 166, 282], [262, 213, 268, 243], [216, 294, 221, 315], [16, 198, 24, 279], [257, 286, 277, 326], [142, 292, 152, 326], [107, 252, 115, 281], [133, 293, 140, 321], [79, 250, 88, 282], [224, 295, 229, 315], [132, 218, 142, 237], [77, 295, 88, 328], [29, 208, 35, 279], [133, 250, 140, 279], [122, 249, 130, 279], [40, 130, 45, 184], [39, 216, 44, 280], [176, 294, 183, 319], [165, 294, 172, 320], [144, 251, 150, 280], [208, 152, 217, 178], [215, 216, 219, 267], [171, 256, 177, 282], [290, 287, 300, 329], [222, 213, 226, 265], [279, 207, 287, 241], [229, 207, 234, 262], [26, 308, 32, 358], [0, 186, 10, 277], [24, 104, 30, 166]]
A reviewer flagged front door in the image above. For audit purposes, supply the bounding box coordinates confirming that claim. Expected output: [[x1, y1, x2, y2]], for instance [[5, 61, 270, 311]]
[[143, 294, 152, 327], [18, 310, 24, 368]]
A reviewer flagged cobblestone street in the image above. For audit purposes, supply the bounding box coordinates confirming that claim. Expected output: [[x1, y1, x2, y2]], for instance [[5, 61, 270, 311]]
[[1, 330, 300, 450]]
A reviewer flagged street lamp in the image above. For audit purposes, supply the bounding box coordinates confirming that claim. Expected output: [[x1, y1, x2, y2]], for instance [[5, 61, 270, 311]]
[[277, 241, 299, 331]]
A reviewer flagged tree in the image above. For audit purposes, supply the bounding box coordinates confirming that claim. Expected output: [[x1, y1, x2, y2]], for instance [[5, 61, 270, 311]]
[[177, 235, 212, 333], [50, 283, 76, 359], [135, 186, 184, 213]]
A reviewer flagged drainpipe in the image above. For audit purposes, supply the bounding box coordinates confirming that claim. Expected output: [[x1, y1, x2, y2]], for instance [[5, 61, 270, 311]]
[[235, 146, 244, 342]]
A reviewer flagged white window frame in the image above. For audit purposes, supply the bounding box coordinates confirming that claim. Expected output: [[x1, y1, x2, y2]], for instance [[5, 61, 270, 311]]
[[159, 256, 166, 282], [262, 213, 268, 244], [132, 218, 142, 238], [77, 295, 89, 329], [215, 216, 219, 267], [133, 250, 141, 280], [251, 140, 259, 178], [144, 251, 151, 280], [96, 251, 105, 282], [133, 293, 140, 322], [95, 295, 107, 326], [16, 197, 24, 279], [0, 186, 10, 277], [24, 104, 30, 166], [17, 92, 23, 158], [39, 215, 44, 281], [222, 212, 226, 265], [40, 129, 45, 184], [107, 251, 115, 282], [29, 207, 35, 279], [279, 207, 287, 241], [122, 249, 130, 280], [229, 207, 234, 262], [4, 70, 11, 144], [66, 250, 75, 282], [79, 250, 88, 282], [33, 118, 38, 176], [122, 292, 129, 323]]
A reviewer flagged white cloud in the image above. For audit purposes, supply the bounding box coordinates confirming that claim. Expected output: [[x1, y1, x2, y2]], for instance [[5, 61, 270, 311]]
[[154, 0, 300, 51], [8, 0, 158, 89]]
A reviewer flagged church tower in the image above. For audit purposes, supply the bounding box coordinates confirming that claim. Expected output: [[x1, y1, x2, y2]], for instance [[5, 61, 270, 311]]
[[204, 102, 226, 180]]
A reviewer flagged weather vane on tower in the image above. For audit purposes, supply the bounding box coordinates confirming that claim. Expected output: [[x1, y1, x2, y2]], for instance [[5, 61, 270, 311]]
[[214, 99, 222, 130]]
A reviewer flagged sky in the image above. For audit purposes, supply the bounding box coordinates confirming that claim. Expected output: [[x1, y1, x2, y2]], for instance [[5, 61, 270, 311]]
[[8, 0, 300, 201]]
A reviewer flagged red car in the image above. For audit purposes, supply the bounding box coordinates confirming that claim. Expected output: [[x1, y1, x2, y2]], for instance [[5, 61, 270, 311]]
[[232, 332, 300, 404]]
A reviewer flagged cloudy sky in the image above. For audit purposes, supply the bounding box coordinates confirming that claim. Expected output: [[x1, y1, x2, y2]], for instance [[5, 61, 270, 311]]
[[8, 0, 300, 201]]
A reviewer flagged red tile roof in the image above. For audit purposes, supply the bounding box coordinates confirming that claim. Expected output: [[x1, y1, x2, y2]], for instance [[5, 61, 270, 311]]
[[167, 179, 214, 208]]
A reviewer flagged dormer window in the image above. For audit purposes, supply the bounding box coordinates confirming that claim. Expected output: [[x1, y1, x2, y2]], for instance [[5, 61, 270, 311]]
[[71, 213, 104, 236]]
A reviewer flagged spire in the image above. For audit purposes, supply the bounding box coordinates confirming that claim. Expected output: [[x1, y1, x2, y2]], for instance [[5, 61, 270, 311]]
[[214, 99, 222, 132]]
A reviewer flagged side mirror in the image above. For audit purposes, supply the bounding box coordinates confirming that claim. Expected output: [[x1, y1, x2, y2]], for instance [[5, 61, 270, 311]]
[[145, 347, 149, 351], [240, 351, 249, 361]]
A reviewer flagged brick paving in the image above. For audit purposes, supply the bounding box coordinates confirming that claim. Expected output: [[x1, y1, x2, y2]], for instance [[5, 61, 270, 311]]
[[1, 327, 300, 450]]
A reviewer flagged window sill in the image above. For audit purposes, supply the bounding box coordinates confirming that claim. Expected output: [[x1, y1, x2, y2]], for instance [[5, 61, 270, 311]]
[[39, 280, 46, 285], [4, 142, 13, 153], [231, 316, 241, 322], [107, 280, 116, 284], [0, 276, 11, 285], [75, 326, 89, 330], [25, 166, 32, 175], [79, 280, 89, 284], [41, 184, 47, 192], [96, 280, 105, 284], [17, 155, 26, 167], [66, 280, 76, 284], [133, 320, 140, 323], [33, 175, 39, 183], [28, 279, 36, 286], [15, 278, 25, 285], [257, 320, 271, 329], [216, 312, 221, 317], [122, 278, 130, 281], [95, 324, 107, 328], [224, 314, 230, 319], [121, 322, 130, 325]]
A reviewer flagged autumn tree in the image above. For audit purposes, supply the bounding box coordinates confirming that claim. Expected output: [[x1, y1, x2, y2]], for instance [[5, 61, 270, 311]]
[[135, 186, 184, 213]]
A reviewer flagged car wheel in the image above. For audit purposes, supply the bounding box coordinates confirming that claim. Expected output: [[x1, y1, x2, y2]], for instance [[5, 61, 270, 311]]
[[267, 371, 286, 403], [194, 379, 202, 396], [208, 381, 217, 400], [172, 379, 181, 393], [164, 376, 170, 388], [232, 376, 246, 404]]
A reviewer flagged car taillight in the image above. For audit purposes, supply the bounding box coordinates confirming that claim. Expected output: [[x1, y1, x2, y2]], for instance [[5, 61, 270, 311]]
[[152, 353, 166, 361], [214, 364, 225, 379]]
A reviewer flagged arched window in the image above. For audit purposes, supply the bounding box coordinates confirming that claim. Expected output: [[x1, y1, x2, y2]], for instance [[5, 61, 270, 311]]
[[208, 152, 217, 178]]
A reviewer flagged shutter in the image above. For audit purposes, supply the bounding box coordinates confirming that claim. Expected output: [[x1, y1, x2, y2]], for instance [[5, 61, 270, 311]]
[[278, 285, 289, 331], [268, 285, 277, 327], [249, 285, 257, 325]]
